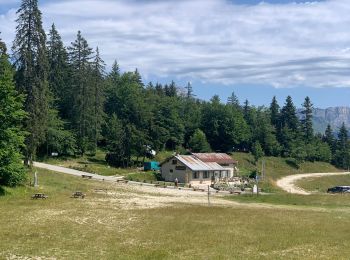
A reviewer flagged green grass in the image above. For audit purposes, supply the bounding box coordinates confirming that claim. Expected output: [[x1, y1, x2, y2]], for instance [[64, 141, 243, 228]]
[[232, 152, 341, 180], [296, 174, 350, 193], [126, 171, 158, 182], [228, 193, 350, 208], [41, 149, 137, 176], [1, 169, 350, 259]]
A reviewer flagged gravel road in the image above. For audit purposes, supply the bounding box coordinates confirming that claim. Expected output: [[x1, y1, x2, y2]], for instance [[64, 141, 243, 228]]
[[33, 161, 123, 182]]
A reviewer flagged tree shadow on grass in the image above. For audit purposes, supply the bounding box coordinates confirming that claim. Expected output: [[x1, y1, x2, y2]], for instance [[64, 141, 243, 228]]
[[0, 186, 6, 196], [87, 158, 107, 165], [285, 159, 299, 169]]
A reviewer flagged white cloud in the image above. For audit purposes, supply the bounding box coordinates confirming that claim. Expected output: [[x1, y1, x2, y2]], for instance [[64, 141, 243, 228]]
[[1, 0, 350, 88]]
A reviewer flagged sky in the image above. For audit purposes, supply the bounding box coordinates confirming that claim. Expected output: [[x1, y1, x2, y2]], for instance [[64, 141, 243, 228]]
[[1, 0, 350, 108]]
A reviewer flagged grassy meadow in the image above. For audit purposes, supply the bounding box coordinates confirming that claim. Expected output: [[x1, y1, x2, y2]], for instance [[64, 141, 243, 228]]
[[233, 152, 341, 180], [39, 149, 138, 177], [1, 168, 350, 259], [296, 174, 350, 193]]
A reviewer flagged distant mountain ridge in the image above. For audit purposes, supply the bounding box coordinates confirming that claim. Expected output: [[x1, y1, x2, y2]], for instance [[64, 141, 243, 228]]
[[297, 107, 350, 134]]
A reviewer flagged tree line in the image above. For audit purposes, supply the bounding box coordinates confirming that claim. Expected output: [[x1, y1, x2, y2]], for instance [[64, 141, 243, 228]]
[[1, 0, 350, 186]]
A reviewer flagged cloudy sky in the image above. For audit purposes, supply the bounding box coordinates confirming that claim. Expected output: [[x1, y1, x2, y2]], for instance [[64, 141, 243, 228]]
[[1, 0, 350, 108]]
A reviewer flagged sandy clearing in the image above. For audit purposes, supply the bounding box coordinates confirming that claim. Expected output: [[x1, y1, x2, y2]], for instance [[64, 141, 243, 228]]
[[34, 161, 350, 211], [276, 172, 350, 195]]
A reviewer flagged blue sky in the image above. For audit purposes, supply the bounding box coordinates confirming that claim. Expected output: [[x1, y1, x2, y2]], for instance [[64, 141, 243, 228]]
[[1, 0, 350, 108]]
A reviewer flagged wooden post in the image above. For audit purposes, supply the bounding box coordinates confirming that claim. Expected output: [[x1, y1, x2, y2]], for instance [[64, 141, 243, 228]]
[[208, 185, 210, 206]]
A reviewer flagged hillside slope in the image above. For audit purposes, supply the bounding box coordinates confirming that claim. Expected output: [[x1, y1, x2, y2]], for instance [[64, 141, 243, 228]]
[[232, 152, 340, 180]]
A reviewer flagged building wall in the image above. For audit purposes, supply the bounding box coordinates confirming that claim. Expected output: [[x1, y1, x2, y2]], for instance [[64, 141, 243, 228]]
[[220, 164, 235, 177], [161, 158, 189, 183], [161, 156, 236, 184]]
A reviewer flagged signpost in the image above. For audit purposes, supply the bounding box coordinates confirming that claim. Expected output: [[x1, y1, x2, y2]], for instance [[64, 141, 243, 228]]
[[34, 171, 38, 188]]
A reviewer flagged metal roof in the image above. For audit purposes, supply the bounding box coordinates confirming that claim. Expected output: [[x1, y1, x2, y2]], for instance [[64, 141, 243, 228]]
[[176, 155, 225, 171], [192, 153, 237, 164]]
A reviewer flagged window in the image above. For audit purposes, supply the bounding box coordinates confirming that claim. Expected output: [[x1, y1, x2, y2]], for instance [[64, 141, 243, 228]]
[[175, 166, 186, 171], [193, 172, 199, 179], [203, 171, 209, 179], [172, 160, 177, 165], [170, 169, 173, 173]]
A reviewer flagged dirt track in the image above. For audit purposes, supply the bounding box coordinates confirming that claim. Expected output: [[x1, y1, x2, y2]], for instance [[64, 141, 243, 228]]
[[276, 172, 350, 195]]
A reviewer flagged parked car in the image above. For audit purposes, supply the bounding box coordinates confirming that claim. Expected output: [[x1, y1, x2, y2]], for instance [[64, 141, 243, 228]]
[[327, 186, 350, 194]]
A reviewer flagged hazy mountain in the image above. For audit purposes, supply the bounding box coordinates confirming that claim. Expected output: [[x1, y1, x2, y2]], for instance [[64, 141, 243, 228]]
[[298, 107, 350, 134]]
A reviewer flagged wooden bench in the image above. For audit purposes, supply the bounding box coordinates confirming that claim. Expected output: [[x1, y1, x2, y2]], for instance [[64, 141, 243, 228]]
[[31, 193, 48, 199], [94, 188, 108, 193], [230, 190, 242, 194], [82, 175, 92, 179], [71, 191, 86, 199]]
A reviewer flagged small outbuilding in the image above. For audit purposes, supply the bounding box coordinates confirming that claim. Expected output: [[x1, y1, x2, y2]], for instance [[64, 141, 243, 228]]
[[144, 161, 160, 171]]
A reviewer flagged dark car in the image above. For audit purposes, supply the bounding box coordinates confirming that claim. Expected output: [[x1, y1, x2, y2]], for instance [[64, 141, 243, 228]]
[[327, 186, 350, 194]]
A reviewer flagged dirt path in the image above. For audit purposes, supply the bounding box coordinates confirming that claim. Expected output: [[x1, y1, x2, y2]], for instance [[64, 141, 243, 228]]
[[33, 161, 124, 182], [276, 172, 350, 195]]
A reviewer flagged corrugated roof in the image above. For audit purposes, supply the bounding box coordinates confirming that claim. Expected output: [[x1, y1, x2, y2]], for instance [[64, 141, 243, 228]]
[[192, 153, 237, 164], [176, 155, 225, 171]]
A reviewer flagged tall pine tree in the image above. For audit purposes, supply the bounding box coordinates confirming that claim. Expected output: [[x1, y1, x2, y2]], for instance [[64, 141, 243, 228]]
[[269, 96, 280, 128], [90, 47, 106, 152], [12, 0, 49, 166], [301, 96, 313, 143], [68, 31, 95, 154], [47, 23, 70, 117]]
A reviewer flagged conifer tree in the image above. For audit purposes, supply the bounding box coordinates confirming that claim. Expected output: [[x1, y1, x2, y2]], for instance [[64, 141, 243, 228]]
[[68, 31, 94, 154], [91, 47, 106, 151], [185, 82, 194, 99], [47, 23, 70, 116], [0, 38, 27, 186], [12, 0, 49, 166], [280, 96, 299, 131], [227, 91, 240, 109], [301, 96, 313, 143], [334, 123, 350, 169], [324, 124, 335, 153], [269, 96, 280, 128]]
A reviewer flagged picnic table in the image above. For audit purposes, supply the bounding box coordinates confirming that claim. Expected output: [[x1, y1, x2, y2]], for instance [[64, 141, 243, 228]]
[[71, 191, 86, 199], [31, 193, 48, 199]]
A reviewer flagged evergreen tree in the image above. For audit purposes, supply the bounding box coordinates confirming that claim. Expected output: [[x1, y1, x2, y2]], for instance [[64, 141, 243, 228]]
[[324, 124, 336, 153], [280, 96, 299, 131], [189, 129, 211, 153], [269, 96, 280, 128], [155, 83, 163, 96], [12, 0, 50, 166], [0, 39, 27, 186], [227, 91, 240, 109], [301, 96, 313, 143], [68, 31, 94, 154], [185, 82, 194, 99], [90, 47, 106, 152], [167, 80, 177, 97], [243, 99, 250, 121], [104, 114, 127, 167], [334, 123, 350, 169], [47, 23, 70, 116]]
